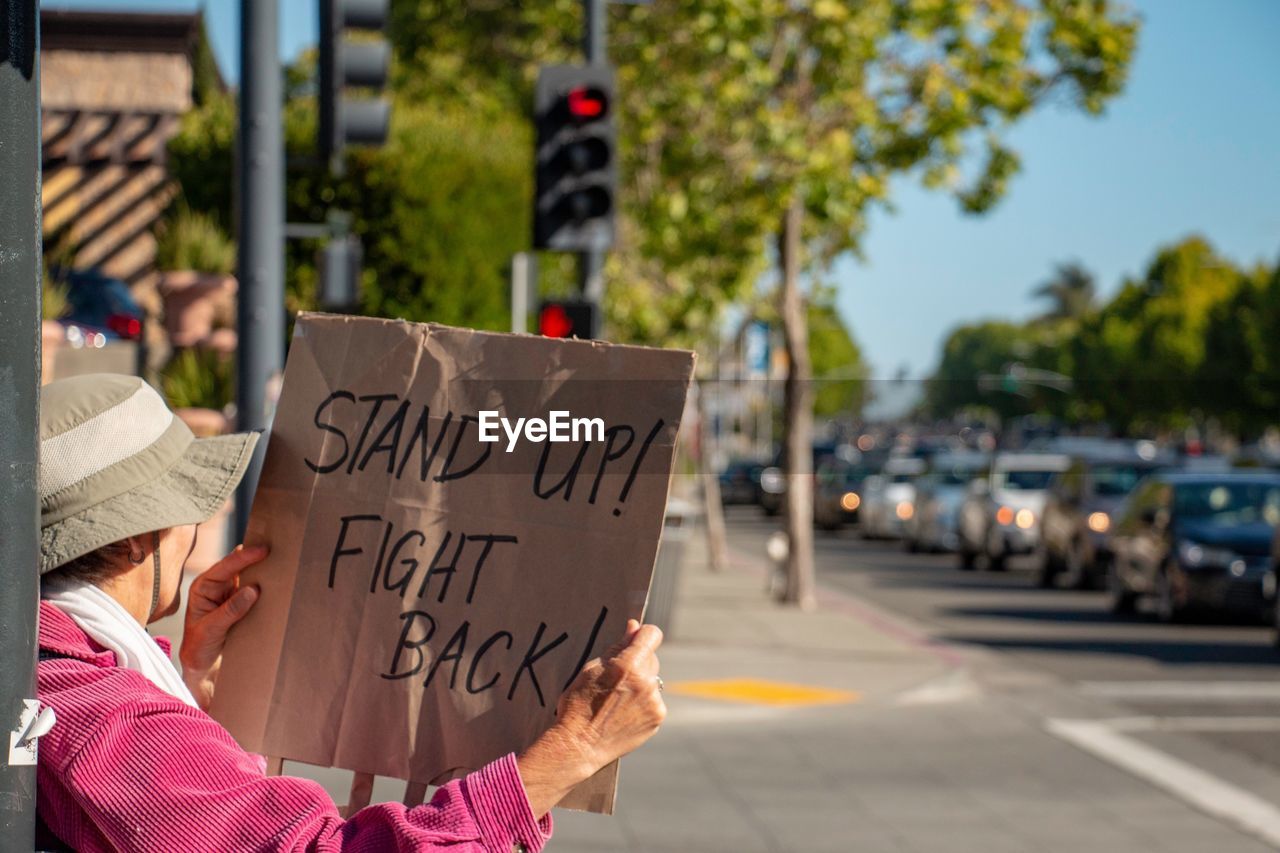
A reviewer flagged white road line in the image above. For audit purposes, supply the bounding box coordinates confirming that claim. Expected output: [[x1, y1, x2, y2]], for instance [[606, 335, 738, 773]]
[[1078, 681, 1280, 702], [1047, 717, 1280, 848], [1104, 716, 1280, 734]]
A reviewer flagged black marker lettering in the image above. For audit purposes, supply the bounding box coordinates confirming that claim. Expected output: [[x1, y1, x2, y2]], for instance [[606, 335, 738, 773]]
[[347, 393, 398, 474], [423, 620, 470, 691], [507, 622, 568, 707], [305, 390, 355, 473], [617, 418, 664, 508], [436, 415, 491, 482], [395, 405, 433, 481], [382, 529, 426, 597], [462, 534, 518, 604], [467, 631, 513, 694], [588, 425, 635, 504], [417, 531, 465, 603], [532, 440, 592, 501], [368, 521, 394, 594], [359, 399, 410, 474], [562, 606, 609, 693], [382, 610, 436, 679], [328, 513, 381, 588]]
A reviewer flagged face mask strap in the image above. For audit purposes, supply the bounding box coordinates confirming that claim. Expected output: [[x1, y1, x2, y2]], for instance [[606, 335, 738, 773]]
[[150, 530, 161, 619]]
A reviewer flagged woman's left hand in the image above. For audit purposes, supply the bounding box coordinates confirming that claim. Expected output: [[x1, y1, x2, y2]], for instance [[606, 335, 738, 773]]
[[180, 544, 267, 710]]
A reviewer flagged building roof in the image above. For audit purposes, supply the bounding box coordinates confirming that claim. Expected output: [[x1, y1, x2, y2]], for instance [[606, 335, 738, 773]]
[[40, 9, 216, 113], [41, 9, 203, 54]]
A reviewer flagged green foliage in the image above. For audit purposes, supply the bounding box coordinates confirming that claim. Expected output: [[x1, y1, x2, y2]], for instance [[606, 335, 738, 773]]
[[1070, 236, 1240, 432], [927, 236, 1280, 437], [809, 297, 867, 417], [42, 270, 69, 321], [926, 320, 1069, 421], [279, 96, 535, 329], [153, 207, 236, 274], [1032, 262, 1096, 321], [167, 91, 236, 230], [190, 17, 224, 107], [161, 348, 235, 412]]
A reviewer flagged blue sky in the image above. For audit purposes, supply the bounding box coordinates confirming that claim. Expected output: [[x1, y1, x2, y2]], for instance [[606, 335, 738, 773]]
[[52, 0, 1280, 378]]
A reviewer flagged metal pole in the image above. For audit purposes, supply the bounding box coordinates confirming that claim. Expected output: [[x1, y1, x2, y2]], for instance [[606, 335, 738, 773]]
[[234, 0, 285, 538], [0, 0, 43, 846], [511, 252, 531, 333], [579, 0, 607, 334], [583, 0, 605, 63]]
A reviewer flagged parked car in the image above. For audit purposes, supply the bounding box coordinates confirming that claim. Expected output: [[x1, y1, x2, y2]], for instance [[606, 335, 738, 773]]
[[859, 457, 927, 540], [60, 268, 146, 342], [1109, 471, 1280, 622], [758, 442, 841, 516], [904, 452, 990, 553], [718, 459, 766, 506], [1037, 450, 1167, 589], [814, 455, 874, 531], [957, 452, 1071, 570]]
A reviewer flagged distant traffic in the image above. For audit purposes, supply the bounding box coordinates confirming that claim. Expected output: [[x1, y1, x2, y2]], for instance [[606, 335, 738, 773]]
[[722, 433, 1280, 647]]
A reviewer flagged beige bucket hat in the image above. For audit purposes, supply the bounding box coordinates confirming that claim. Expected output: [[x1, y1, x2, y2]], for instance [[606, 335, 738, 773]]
[[39, 374, 259, 574]]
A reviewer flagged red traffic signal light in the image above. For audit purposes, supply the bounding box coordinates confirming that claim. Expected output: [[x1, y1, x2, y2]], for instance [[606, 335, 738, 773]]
[[538, 300, 597, 339], [539, 303, 574, 338], [567, 86, 608, 120]]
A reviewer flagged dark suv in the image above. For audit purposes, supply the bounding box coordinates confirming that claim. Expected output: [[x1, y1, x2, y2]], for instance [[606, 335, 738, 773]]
[[1037, 453, 1165, 589], [1108, 471, 1280, 622]]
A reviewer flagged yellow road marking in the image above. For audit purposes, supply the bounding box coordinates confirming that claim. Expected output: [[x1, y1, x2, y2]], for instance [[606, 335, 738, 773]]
[[668, 678, 860, 707]]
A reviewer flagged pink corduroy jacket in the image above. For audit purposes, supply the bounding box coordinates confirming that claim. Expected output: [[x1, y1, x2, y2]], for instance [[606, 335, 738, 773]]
[[35, 601, 553, 852]]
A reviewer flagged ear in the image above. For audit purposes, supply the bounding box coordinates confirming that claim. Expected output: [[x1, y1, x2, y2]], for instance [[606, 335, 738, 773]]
[[123, 535, 148, 565]]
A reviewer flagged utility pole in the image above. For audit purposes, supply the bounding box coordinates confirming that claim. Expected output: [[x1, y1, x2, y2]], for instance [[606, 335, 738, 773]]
[[579, 0, 607, 330], [235, 0, 285, 538], [0, 0, 43, 846]]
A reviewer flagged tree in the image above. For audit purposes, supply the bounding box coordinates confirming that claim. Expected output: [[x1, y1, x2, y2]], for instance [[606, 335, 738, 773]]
[[809, 296, 867, 419], [603, 0, 1138, 606], [1033, 261, 1096, 321], [168, 81, 538, 331], [1070, 236, 1239, 433], [386, 2, 1139, 604]]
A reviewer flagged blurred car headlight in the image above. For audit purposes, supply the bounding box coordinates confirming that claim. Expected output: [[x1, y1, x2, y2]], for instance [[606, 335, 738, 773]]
[[1177, 539, 1236, 569], [1087, 511, 1110, 534], [896, 501, 914, 521], [1015, 508, 1035, 529], [760, 467, 785, 494], [841, 491, 861, 512], [995, 505, 1015, 526]]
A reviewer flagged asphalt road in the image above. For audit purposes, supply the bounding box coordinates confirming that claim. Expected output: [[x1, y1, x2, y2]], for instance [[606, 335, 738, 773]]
[[724, 505, 1280, 776]]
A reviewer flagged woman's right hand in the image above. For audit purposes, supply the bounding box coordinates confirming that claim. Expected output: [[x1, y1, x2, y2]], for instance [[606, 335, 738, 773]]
[[516, 620, 666, 818]]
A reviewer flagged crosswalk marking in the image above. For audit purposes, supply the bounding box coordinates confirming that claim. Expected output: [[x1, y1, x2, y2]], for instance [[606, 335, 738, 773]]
[[1078, 681, 1280, 702], [1048, 717, 1280, 848]]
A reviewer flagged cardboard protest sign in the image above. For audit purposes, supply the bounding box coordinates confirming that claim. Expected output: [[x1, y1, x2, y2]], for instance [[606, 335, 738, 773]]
[[210, 314, 694, 814]]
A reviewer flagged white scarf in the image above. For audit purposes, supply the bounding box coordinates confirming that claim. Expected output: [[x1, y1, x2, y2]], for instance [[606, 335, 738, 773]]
[[43, 579, 199, 709]]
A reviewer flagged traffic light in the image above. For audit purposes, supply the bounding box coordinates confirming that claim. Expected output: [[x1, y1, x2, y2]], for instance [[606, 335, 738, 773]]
[[533, 64, 616, 252], [538, 300, 598, 339], [318, 235, 363, 312], [319, 0, 391, 175]]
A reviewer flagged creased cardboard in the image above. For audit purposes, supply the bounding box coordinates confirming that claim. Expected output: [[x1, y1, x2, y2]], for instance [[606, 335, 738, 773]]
[[210, 314, 694, 815]]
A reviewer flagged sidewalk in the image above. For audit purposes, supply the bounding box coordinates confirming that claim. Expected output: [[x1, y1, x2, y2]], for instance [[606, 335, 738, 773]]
[[548, 524, 1277, 853]]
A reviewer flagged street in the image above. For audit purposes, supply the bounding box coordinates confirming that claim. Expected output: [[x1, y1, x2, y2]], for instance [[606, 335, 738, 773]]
[[726, 506, 1280, 775]]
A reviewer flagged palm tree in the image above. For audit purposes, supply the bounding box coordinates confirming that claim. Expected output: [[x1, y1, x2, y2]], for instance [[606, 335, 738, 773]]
[[1033, 261, 1096, 321]]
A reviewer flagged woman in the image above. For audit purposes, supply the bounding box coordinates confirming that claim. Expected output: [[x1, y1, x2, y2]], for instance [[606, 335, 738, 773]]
[[35, 374, 666, 851]]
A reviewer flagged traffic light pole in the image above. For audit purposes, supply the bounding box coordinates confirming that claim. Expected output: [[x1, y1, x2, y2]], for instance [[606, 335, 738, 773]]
[[578, 0, 607, 336], [0, 0, 43, 847], [234, 0, 285, 538]]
